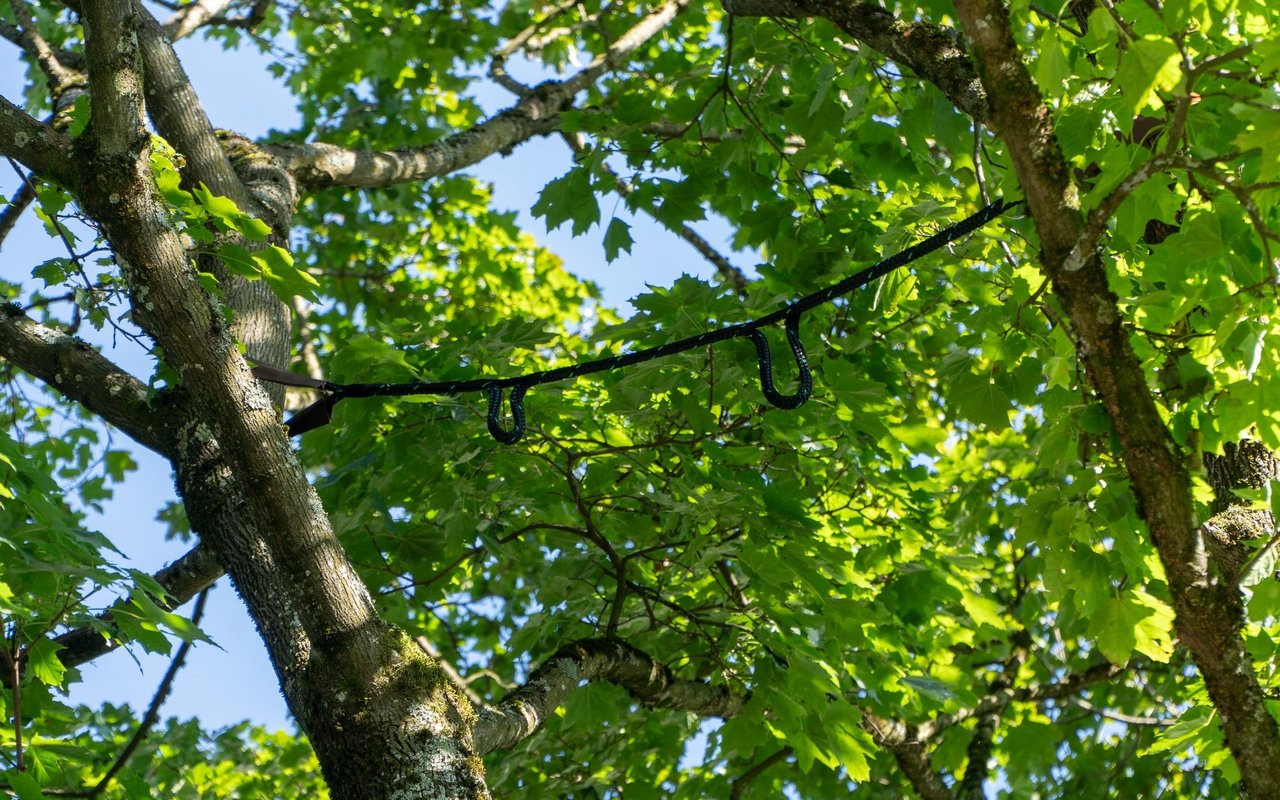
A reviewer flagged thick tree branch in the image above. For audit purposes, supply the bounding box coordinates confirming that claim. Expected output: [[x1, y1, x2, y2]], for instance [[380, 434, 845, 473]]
[[80, 0, 378, 683], [77, 8, 489, 797], [80, 1, 147, 158], [8, 0, 83, 96], [0, 174, 37, 250], [957, 633, 1029, 798], [0, 303, 170, 455], [0, 96, 77, 186], [134, 6, 251, 209], [952, 1, 1280, 795], [472, 638, 746, 755], [161, 0, 236, 41], [471, 637, 1134, 796], [864, 659, 1120, 799], [272, 0, 692, 190], [0, 18, 23, 49], [134, 4, 292, 379], [726, 0, 987, 119], [268, 85, 558, 190], [861, 714, 951, 800]]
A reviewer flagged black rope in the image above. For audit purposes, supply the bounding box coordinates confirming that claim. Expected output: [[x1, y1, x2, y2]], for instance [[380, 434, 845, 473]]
[[750, 309, 811, 410], [259, 197, 1022, 442], [485, 382, 528, 444]]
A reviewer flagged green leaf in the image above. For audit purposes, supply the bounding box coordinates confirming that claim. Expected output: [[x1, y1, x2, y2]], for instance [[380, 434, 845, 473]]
[[1116, 36, 1182, 115], [68, 94, 92, 138], [3, 769, 44, 800], [960, 591, 1007, 630], [531, 167, 597, 234], [329, 335, 418, 383], [825, 169, 855, 189], [825, 719, 871, 781], [1129, 590, 1176, 662], [949, 371, 1012, 429], [215, 243, 317, 301], [1233, 108, 1280, 180], [602, 218, 634, 262], [193, 183, 243, 225], [902, 675, 956, 702], [872, 271, 915, 316], [216, 242, 263, 280], [1034, 36, 1072, 99], [191, 183, 272, 240], [257, 245, 320, 301], [1164, 0, 1212, 32], [25, 637, 66, 686], [561, 683, 623, 731], [1089, 591, 1173, 665], [31, 258, 71, 287], [1143, 706, 1214, 755]]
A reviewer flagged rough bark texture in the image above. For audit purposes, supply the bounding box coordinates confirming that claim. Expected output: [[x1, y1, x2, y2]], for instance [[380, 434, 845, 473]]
[[1203, 440, 1279, 579], [474, 638, 746, 755], [0, 95, 77, 186], [951, 1, 1280, 795], [69, 3, 491, 798], [0, 2, 710, 795], [862, 714, 952, 800], [0, 304, 169, 454], [957, 631, 1030, 798], [135, 8, 292, 384]]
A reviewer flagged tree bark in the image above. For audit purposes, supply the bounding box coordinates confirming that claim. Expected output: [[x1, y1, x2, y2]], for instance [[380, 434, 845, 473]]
[[950, 1, 1280, 794], [71, 2, 492, 797], [1203, 440, 1279, 580]]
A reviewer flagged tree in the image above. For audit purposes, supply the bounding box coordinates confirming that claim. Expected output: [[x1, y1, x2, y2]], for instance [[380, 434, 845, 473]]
[[1, 0, 1278, 796]]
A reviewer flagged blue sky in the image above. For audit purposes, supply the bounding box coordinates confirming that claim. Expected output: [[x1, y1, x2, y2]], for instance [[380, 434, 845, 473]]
[[1, 25, 746, 733]]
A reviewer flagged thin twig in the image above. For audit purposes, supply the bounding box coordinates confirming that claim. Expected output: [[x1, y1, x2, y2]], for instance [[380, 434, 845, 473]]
[[1096, 0, 1137, 41], [0, 176, 38, 252], [5, 625, 23, 772], [729, 747, 792, 799], [1233, 529, 1280, 591], [560, 130, 749, 292], [8, 0, 80, 93]]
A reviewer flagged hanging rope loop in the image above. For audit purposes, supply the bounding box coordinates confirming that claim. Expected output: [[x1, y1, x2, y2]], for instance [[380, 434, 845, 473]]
[[485, 382, 528, 444], [255, 199, 1024, 441], [749, 309, 812, 410]]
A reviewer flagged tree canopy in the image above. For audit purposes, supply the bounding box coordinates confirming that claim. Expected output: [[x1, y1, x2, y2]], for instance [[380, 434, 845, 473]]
[[1, 0, 1279, 798]]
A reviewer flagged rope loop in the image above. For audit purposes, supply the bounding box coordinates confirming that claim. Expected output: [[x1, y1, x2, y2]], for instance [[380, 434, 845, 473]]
[[749, 310, 813, 410], [484, 382, 528, 444]]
